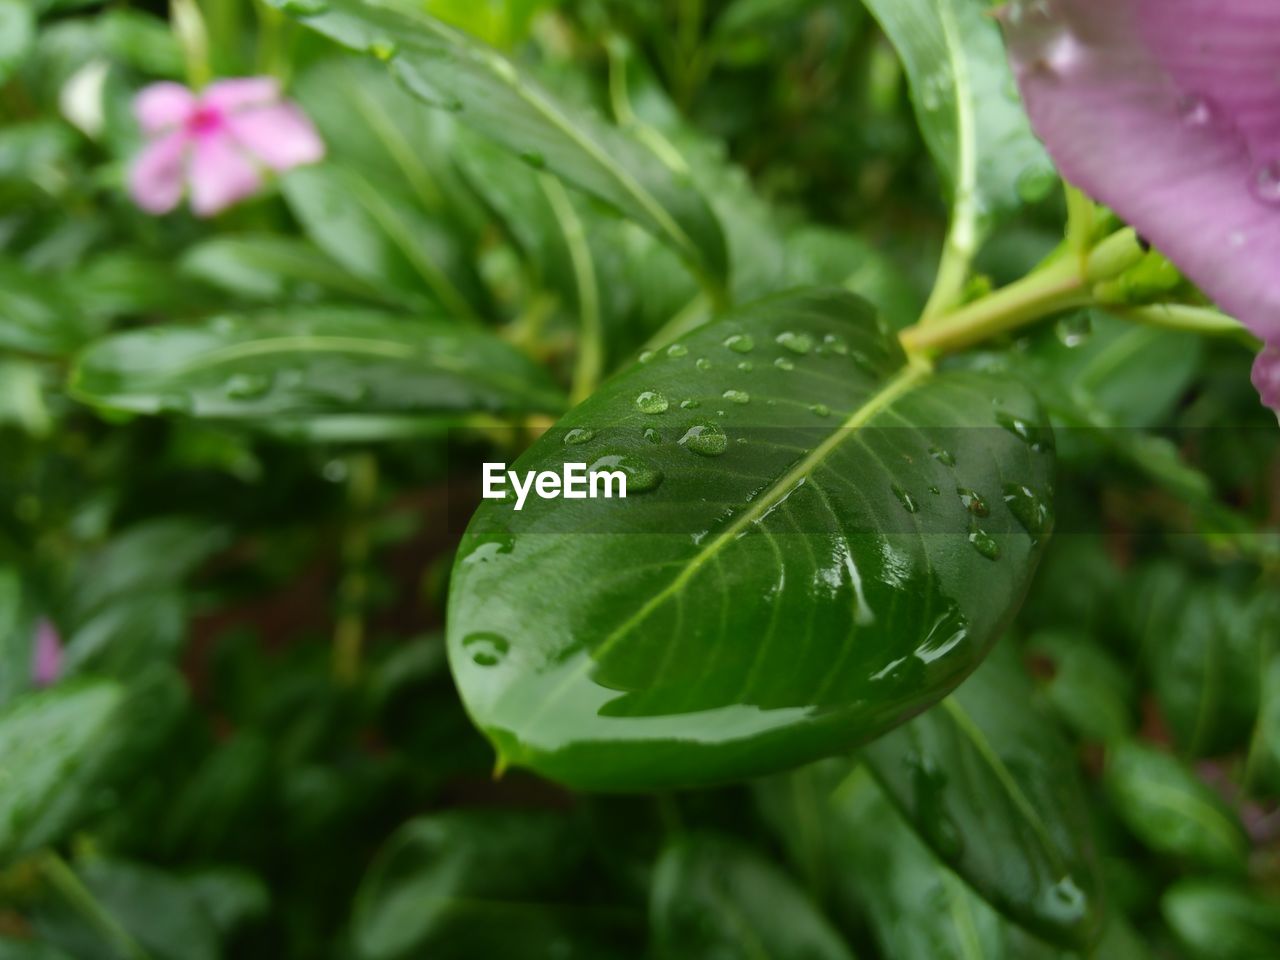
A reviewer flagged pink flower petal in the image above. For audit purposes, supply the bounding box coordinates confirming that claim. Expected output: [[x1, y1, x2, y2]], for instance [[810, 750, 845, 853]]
[[129, 130, 189, 215], [32, 619, 63, 688], [225, 102, 325, 172], [1003, 0, 1280, 347], [134, 82, 196, 135], [1253, 344, 1280, 414], [201, 76, 282, 115], [189, 131, 262, 217]]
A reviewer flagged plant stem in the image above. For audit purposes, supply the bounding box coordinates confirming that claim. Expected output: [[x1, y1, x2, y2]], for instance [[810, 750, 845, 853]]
[[333, 453, 378, 685], [39, 852, 148, 960], [919, 220, 979, 326], [1110, 304, 1261, 348], [901, 255, 1089, 355], [539, 174, 604, 405]]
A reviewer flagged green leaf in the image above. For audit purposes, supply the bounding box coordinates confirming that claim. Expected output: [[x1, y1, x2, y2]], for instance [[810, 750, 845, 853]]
[[0, 567, 35, 709], [1103, 739, 1249, 873], [859, 0, 1054, 288], [264, 0, 728, 285], [68, 307, 565, 424], [650, 834, 855, 960], [447, 289, 1054, 789], [0, 260, 97, 356], [282, 164, 486, 319], [352, 811, 628, 960], [0, 0, 34, 86], [784, 226, 923, 332], [862, 642, 1102, 947], [1162, 880, 1280, 960], [1025, 630, 1135, 743], [828, 767, 1065, 959], [0, 671, 186, 863]]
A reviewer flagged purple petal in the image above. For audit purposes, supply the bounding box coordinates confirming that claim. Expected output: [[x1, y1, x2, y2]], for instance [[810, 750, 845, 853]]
[[32, 619, 63, 688], [189, 132, 263, 217], [225, 102, 325, 172], [1003, 0, 1280, 346], [134, 82, 196, 135], [1253, 344, 1280, 414], [200, 76, 281, 115], [129, 130, 189, 215]]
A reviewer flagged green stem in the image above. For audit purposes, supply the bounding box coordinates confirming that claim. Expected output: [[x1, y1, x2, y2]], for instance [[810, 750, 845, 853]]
[[333, 453, 378, 685], [171, 0, 212, 89], [1064, 184, 1096, 263], [1111, 304, 1261, 348], [39, 853, 148, 960], [920, 220, 978, 325], [539, 174, 604, 405]]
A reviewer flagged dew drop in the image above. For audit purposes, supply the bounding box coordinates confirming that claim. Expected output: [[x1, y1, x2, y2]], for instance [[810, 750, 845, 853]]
[[589, 453, 664, 493], [225, 372, 272, 400], [1055, 312, 1092, 347], [679, 423, 728, 457], [666, 343, 689, 358], [969, 529, 1002, 561], [892, 483, 919, 514], [643, 427, 661, 443], [680, 398, 701, 410], [821, 334, 850, 357], [562, 427, 595, 446], [638, 350, 656, 364], [736, 360, 754, 372], [928, 485, 941, 496], [1252, 160, 1280, 206], [635, 390, 669, 414], [462, 632, 510, 667], [776, 331, 814, 355], [1003, 483, 1052, 540], [809, 403, 831, 418], [723, 389, 750, 405], [695, 357, 712, 372], [774, 357, 795, 371], [930, 446, 957, 467], [724, 334, 755, 354], [996, 411, 1051, 452], [957, 488, 990, 517]]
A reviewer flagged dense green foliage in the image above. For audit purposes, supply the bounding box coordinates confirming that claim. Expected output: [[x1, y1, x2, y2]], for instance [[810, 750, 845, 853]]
[[1, 1, 1278, 958]]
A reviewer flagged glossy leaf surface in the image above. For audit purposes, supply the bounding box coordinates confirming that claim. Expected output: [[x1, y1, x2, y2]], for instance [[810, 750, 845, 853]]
[[1162, 880, 1280, 960], [863, 642, 1103, 947], [69, 307, 564, 422], [265, 0, 728, 283], [650, 834, 854, 960], [448, 289, 1055, 789]]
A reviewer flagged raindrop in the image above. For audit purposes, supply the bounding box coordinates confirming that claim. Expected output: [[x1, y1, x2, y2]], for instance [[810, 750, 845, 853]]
[[1055, 313, 1092, 347], [666, 343, 689, 358], [562, 427, 595, 446], [969, 529, 1002, 561], [680, 399, 701, 410], [1177, 93, 1215, 128], [736, 360, 754, 373], [462, 632, 510, 667], [1251, 160, 1280, 206], [695, 357, 712, 372], [996, 411, 1051, 451], [821, 334, 850, 357], [643, 427, 661, 443], [679, 423, 728, 457], [957, 488, 990, 517], [638, 350, 656, 364], [809, 403, 831, 418], [930, 446, 957, 467], [892, 483, 919, 514], [776, 331, 814, 355], [225, 372, 272, 400], [774, 357, 795, 371], [723, 389, 750, 405], [635, 390, 669, 414], [928, 485, 941, 496], [724, 334, 755, 354], [1003, 483, 1052, 540], [589, 453, 664, 493]]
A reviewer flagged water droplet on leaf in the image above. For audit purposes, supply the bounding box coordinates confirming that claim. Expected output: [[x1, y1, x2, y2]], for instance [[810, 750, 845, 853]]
[[463, 632, 510, 667], [969, 529, 1002, 561], [776, 331, 813, 355], [563, 427, 595, 446], [723, 389, 750, 405], [635, 390, 669, 414], [724, 334, 755, 354], [892, 483, 919, 514], [679, 423, 728, 457], [666, 343, 689, 358]]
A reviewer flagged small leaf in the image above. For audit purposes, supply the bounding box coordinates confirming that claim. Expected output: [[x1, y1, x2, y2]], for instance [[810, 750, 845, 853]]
[[1162, 879, 1280, 960], [0, 260, 97, 356], [448, 288, 1054, 789], [1025, 629, 1134, 743], [862, 642, 1103, 947], [1104, 739, 1249, 873], [265, 0, 728, 284], [650, 834, 855, 960], [0, 671, 185, 862], [69, 307, 565, 424]]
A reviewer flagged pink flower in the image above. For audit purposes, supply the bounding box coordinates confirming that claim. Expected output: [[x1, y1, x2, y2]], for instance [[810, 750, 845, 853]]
[[1001, 0, 1280, 415], [31, 619, 63, 688], [129, 77, 324, 218]]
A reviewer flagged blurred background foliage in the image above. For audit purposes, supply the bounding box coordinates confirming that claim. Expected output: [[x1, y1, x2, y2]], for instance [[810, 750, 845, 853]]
[[0, 0, 1278, 957]]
